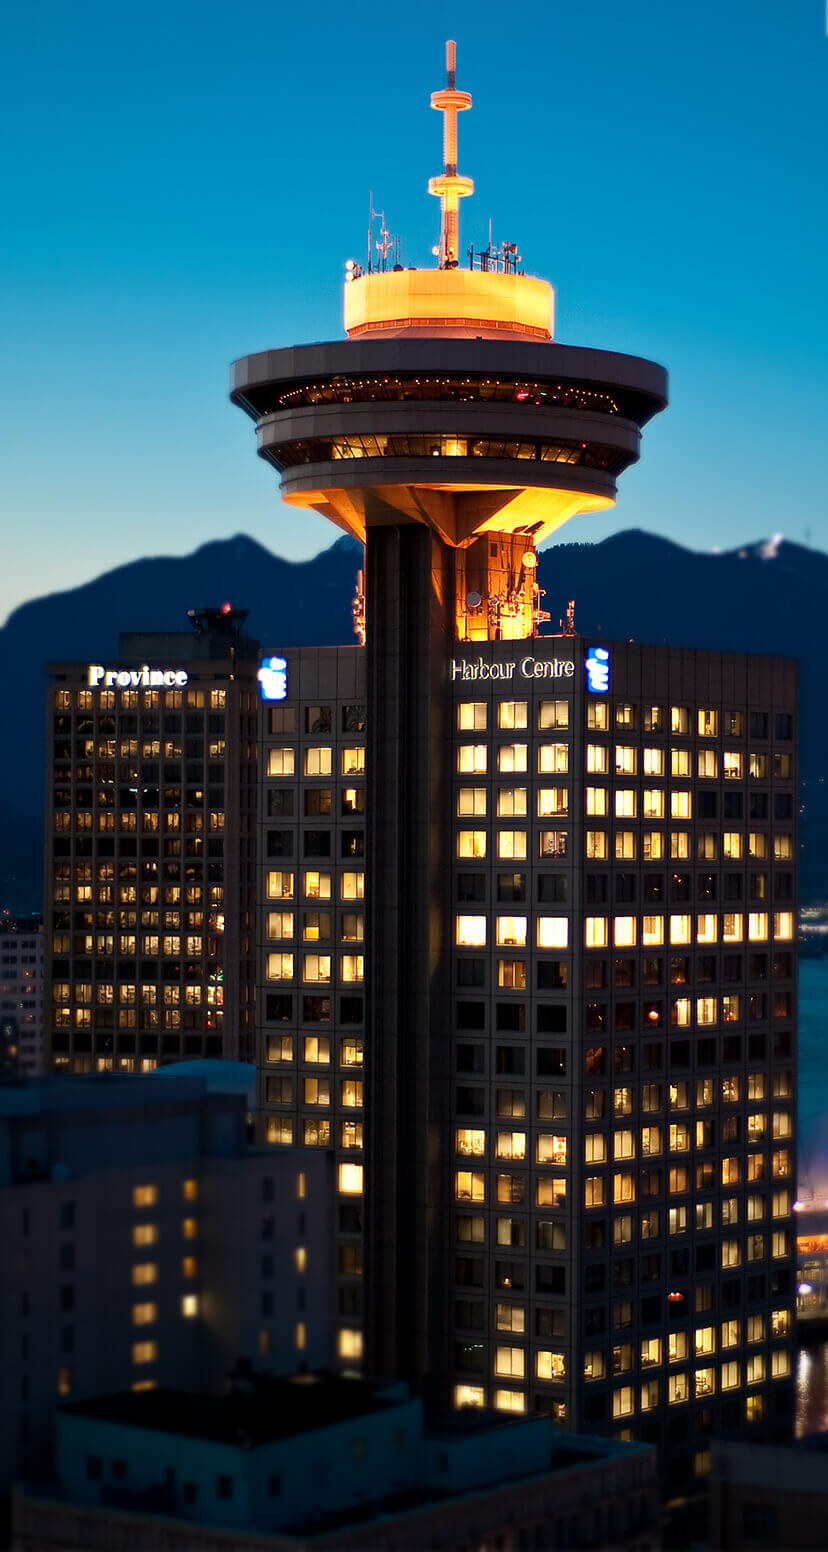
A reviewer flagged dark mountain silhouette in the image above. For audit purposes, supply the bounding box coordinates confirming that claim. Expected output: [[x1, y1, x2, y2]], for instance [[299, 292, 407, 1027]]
[[1, 528, 824, 912]]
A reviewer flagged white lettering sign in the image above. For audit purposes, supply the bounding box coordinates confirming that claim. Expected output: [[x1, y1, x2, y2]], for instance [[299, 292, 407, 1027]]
[[450, 656, 575, 684], [87, 665, 189, 689]]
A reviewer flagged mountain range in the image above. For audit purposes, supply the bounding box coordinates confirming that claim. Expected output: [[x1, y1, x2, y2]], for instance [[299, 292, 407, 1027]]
[[1, 528, 823, 912]]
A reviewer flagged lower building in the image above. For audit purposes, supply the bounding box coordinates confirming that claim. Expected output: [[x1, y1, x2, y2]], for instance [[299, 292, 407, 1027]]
[[12, 1376, 660, 1550], [709, 1435, 828, 1549], [0, 1074, 332, 1494], [0, 915, 45, 1075]]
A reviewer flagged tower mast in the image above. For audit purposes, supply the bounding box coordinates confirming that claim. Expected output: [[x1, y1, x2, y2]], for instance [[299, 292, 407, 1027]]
[[428, 40, 473, 267]]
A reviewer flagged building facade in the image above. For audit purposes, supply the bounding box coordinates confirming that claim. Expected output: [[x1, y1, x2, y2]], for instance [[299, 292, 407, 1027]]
[[257, 647, 366, 1370], [14, 1379, 660, 1551], [44, 609, 259, 1072], [0, 915, 45, 1074], [0, 1074, 332, 1493]]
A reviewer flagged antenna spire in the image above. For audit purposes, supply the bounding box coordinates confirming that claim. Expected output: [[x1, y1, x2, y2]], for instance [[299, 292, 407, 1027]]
[[428, 40, 473, 267]]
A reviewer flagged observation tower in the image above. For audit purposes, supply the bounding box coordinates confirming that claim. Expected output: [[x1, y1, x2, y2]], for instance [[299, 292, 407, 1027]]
[[232, 43, 668, 1405]]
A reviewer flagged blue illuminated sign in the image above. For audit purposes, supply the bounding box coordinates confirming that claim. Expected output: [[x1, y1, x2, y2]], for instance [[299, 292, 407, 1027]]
[[258, 655, 288, 702], [585, 646, 610, 693]]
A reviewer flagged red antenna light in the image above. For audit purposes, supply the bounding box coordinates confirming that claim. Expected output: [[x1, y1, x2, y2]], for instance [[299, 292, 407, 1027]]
[[221, 602, 232, 615]]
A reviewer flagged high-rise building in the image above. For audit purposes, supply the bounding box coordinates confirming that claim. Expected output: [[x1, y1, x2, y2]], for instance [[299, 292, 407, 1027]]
[[44, 609, 259, 1072], [256, 646, 366, 1367], [0, 1072, 332, 1492], [0, 915, 45, 1074], [234, 42, 797, 1490]]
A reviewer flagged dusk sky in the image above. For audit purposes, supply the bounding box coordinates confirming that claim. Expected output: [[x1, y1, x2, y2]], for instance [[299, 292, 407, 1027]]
[[1, 0, 827, 623]]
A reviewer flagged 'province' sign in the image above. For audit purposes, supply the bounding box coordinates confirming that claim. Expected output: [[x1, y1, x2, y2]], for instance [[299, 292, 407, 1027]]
[[88, 665, 190, 688], [450, 654, 575, 684]]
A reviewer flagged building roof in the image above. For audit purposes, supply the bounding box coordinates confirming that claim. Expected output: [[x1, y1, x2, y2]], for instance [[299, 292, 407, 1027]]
[[63, 1377, 408, 1447]]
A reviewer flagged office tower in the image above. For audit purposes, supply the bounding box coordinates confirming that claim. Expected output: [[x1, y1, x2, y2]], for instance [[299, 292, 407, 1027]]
[[257, 646, 366, 1368], [0, 1073, 331, 1492], [0, 915, 44, 1074], [234, 45, 797, 1487], [45, 609, 259, 1072]]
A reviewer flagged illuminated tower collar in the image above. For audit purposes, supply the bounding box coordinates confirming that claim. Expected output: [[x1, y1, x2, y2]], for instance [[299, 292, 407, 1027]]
[[428, 40, 474, 267]]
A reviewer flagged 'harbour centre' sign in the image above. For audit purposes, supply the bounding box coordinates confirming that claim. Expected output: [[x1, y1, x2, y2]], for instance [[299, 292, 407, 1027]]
[[88, 665, 190, 688], [450, 655, 575, 684]]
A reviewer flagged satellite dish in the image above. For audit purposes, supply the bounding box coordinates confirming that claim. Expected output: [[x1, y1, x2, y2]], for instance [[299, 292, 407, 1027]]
[[466, 591, 482, 608]]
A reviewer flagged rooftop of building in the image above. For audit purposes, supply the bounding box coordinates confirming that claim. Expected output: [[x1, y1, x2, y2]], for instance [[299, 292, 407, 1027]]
[[0, 1071, 242, 1118], [63, 1377, 409, 1447]]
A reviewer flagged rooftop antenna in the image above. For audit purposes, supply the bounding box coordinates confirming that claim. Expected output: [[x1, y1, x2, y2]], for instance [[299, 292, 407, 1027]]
[[428, 40, 473, 268]]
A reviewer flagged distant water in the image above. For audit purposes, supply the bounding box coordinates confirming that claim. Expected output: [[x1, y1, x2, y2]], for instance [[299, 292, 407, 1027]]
[[799, 958, 828, 1140], [796, 960, 828, 1436]]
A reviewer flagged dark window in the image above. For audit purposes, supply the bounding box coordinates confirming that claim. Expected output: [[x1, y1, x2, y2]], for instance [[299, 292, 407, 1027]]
[[456, 1001, 485, 1030], [267, 831, 293, 858], [536, 1264, 566, 1294], [302, 996, 331, 1022], [584, 1045, 605, 1075], [749, 792, 769, 820], [304, 789, 331, 816], [216, 1475, 234, 1500], [86, 1455, 102, 1481], [723, 791, 743, 820], [495, 1003, 525, 1032], [671, 874, 690, 901], [774, 713, 792, 741], [497, 1045, 526, 1075], [584, 960, 606, 989], [697, 791, 717, 820], [586, 874, 608, 904], [537, 1005, 566, 1034], [615, 874, 636, 904], [457, 873, 486, 902], [339, 996, 363, 1023], [266, 994, 292, 1022], [456, 1087, 485, 1116], [537, 960, 567, 990], [341, 831, 364, 858], [342, 705, 366, 733], [538, 874, 568, 904], [774, 793, 793, 820], [268, 789, 294, 817], [497, 872, 525, 902], [615, 958, 635, 988], [59, 1202, 75, 1232], [457, 959, 485, 987], [456, 1043, 484, 1073]]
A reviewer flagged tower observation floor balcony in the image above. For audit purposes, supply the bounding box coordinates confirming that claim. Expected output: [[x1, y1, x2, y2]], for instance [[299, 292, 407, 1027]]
[[231, 337, 667, 553]]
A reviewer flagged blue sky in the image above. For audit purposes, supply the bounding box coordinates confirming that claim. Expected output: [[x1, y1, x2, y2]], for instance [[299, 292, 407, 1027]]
[[1, 0, 827, 621]]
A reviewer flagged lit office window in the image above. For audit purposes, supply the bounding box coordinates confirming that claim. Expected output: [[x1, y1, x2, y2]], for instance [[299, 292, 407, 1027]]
[[537, 788, 568, 817], [457, 831, 486, 858], [458, 745, 487, 774], [132, 1342, 158, 1365], [537, 918, 568, 949], [456, 916, 487, 947], [642, 790, 664, 819], [586, 830, 608, 859], [585, 917, 608, 949], [539, 700, 569, 730], [539, 744, 568, 775], [457, 787, 486, 818], [498, 744, 527, 774], [268, 748, 295, 776], [458, 703, 486, 731], [697, 750, 718, 779], [305, 748, 332, 776], [497, 787, 527, 817], [499, 702, 528, 730], [614, 917, 636, 948], [132, 1186, 158, 1209], [266, 953, 294, 981], [586, 744, 608, 774], [338, 1163, 363, 1194], [453, 1384, 485, 1409], [497, 831, 527, 860], [586, 787, 608, 817], [615, 790, 636, 819], [536, 1351, 566, 1380]]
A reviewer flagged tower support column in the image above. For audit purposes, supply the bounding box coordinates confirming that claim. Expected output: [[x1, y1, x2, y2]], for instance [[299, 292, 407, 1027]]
[[363, 521, 453, 1409]]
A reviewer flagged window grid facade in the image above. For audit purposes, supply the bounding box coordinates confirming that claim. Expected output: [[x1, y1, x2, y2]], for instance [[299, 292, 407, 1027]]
[[45, 637, 259, 1071], [257, 647, 366, 1368], [448, 643, 796, 1490]]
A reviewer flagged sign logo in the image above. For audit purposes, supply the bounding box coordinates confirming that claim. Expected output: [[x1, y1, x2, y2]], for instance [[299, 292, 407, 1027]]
[[259, 655, 288, 702], [585, 646, 610, 693], [450, 655, 575, 684], [88, 665, 188, 689]]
